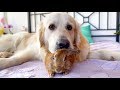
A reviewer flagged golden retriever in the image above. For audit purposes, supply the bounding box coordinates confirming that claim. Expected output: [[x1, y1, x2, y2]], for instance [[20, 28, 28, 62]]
[[0, 12, 119, 70]]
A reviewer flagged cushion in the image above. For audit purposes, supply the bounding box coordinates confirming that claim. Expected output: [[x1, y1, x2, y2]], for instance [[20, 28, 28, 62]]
[[81, 24, 94, 43]]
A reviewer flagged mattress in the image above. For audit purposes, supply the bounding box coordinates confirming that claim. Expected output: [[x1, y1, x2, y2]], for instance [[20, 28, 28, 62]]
[[0, 40, 120, 78]]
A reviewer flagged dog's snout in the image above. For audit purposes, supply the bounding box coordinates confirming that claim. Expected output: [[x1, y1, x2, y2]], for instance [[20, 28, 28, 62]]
[[56, 39, 70, 49]]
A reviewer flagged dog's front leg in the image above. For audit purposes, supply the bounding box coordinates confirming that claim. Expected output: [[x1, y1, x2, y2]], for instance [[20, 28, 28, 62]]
[[39, 46, 49, 62], [0, 49, 35, 70]]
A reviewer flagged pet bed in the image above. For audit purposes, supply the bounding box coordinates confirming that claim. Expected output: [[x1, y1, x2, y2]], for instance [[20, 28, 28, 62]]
[[0, 40, 120, 78]]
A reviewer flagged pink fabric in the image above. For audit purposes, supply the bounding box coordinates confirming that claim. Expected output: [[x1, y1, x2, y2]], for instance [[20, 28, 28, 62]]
[[0, 40, 120, 78]]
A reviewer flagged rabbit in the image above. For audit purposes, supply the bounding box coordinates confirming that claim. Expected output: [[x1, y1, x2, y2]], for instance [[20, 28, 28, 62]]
[[45, 49, 80, 77]]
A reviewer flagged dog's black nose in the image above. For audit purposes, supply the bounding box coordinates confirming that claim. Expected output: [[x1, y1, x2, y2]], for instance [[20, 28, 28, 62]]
[[56, 39, 70, 49]]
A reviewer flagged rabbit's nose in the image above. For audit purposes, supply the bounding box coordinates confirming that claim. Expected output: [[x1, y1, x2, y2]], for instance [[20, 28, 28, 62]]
[[56, 68, 61, 71], [56, 68, 62, 73]]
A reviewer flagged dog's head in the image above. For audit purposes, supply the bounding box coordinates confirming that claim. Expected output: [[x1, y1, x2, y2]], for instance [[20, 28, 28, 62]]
[[38, 12, 81, 53]]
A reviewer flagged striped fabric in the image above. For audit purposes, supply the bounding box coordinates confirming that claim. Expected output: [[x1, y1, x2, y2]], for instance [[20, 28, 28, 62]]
[[90, 41, 120, 51], [0, 41, 120, 78]]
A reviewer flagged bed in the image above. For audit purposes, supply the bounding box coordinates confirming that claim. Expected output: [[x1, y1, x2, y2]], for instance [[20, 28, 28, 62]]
[[0, 40, 120, 78]]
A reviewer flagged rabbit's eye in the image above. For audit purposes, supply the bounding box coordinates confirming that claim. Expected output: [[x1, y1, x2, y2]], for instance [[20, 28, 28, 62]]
[[51, 56, 55, 60]]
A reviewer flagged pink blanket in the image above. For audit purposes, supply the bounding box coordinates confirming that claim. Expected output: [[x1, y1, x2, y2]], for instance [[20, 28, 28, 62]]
[[0, 40, 120, 78]]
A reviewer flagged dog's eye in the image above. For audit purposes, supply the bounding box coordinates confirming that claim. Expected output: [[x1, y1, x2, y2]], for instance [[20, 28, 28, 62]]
[[49, 24, 56, 30], [66, 24, 72, 31]]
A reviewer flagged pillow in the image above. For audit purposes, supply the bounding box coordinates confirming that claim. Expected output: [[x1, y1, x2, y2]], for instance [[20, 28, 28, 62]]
[[81, 24, 94, 43]]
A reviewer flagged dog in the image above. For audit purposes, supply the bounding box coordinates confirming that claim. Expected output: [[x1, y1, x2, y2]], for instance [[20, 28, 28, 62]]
[[0, 12, 120, 70]]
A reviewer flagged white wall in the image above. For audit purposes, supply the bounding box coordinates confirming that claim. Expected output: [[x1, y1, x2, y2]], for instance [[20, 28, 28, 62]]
[[0, 12, 4, 26], [6, 12, 28, 33], [0, 12, 4, 18]]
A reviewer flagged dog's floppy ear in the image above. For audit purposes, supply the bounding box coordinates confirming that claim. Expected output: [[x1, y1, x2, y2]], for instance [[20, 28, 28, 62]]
[[37, 22, 45, 47], [74, 20, 81, 48], [74, 20, 89, 50]]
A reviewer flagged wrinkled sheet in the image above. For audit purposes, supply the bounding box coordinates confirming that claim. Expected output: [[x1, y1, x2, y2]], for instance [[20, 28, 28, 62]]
[[0, 40, 120, 78]]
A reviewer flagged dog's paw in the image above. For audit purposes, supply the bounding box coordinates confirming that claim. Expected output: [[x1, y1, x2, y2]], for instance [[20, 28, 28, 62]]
[[0, 52, 6, 58], [109, 56, 116, 61], [0, 52, 13, 58]]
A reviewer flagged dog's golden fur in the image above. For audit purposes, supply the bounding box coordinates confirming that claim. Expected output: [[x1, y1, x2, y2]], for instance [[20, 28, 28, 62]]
[[0, 12, 119, 70]]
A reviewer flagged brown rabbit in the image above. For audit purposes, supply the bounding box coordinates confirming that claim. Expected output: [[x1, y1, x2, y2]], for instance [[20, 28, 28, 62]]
[[45, 49, 80, 77]]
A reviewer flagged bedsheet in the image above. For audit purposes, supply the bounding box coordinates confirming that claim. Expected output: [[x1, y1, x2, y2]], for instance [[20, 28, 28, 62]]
[[0, 40, 120, 78]]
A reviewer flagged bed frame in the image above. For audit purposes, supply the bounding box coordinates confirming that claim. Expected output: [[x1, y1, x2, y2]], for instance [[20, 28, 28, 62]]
[[27, 12, 120, 42]]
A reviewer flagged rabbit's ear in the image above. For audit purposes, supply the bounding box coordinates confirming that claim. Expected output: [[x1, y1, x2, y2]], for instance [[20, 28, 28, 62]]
[[62, 55, 67, 62], [66, 49, 81, 56], [66, 50, 73, 56], [75, 50, 81, 54]]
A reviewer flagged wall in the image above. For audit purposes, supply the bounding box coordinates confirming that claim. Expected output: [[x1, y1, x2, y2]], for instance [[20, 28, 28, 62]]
[[0, 12, 4, 18], [0, 12, 4, 26], [6, 12, 28, 33]]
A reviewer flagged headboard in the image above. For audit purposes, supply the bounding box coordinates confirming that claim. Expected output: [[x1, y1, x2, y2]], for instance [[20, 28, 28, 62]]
[[28, 12, 120, 42]]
